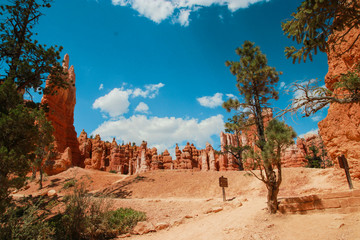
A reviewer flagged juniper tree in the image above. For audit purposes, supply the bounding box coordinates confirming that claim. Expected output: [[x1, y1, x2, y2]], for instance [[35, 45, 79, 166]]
[[224, 41, 291, 213]]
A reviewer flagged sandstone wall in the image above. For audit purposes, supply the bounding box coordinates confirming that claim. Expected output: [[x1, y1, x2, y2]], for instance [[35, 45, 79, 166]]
[[318, 25, 360, 178], [42, 54, 81, 174], [78, 130, 223, 174]]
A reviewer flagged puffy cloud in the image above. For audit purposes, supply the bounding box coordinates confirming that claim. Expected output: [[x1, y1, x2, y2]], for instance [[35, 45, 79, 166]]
[[197, 92, 238, 108], [99, 83, 104, 90], [135, 102, 149, 113], [112, 0, 269, 26], [93, 88, 131, 117], [93, 83, 164, 118], [112, 0, 175, 23], [91, 114, 224, 154], [176, 9, 191, 26], [197, 93, 224, 108]]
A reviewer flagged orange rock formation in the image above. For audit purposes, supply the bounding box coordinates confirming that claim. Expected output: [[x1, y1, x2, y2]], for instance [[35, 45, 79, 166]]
[[42, 54, 81, 175], [318, 24, 360, 178]]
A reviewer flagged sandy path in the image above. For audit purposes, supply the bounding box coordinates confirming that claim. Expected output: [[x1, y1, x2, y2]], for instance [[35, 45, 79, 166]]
[[129, 198, 266, 240]]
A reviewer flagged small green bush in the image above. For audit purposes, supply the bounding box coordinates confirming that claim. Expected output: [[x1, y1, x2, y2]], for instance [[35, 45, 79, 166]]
[[51, 186, 146, 240], [109, 170, 117, 174], [63, 179, 77, 189], [107, 208, 146, 234]]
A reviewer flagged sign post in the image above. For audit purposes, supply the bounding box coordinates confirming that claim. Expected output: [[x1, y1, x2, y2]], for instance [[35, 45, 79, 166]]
[[338, 155, 353, 189], [219, 176, 228, 202]]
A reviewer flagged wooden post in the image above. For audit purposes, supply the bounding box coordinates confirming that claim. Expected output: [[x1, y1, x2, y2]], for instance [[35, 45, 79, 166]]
[[222, 187, 226, 202], [338, 155, 353, 189], [219, 176, 228, 202]]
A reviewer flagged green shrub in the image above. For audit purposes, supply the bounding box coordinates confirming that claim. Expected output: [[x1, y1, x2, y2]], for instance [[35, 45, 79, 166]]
[[63, 179, 77, 189], [109, 170, 117, 174], [0, 197, 55, 240], [107, 208, 146, 234], [51, 186, 146, 240]]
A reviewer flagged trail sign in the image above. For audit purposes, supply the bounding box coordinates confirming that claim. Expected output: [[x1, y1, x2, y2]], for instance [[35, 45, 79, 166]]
[[219, 176, 228, 202], [219, 176, 228, 188]]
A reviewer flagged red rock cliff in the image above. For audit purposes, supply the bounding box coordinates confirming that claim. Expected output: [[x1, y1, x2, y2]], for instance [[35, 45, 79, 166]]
[[42, 54, 81, 169], [318, 25, 360, 178]]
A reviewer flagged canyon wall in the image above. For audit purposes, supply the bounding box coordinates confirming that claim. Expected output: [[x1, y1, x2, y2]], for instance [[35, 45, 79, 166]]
[[78, 129, 220, 174], [318, 25, 360, 178], [42, 54, 81, 175]]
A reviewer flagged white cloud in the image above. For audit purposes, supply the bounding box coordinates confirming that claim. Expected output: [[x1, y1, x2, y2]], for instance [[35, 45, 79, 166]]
[[91, 114, 224, 154], [132, 83, 165, 99], [298, 128, 318, 139], [311, 115, 321, 122], [226, 93, 237, 99], [99, 83, 104, 90], [177, 9, 191, 26], [112, 0, 269, 26], [197, 93, 224, 108], [279, 82, 285, 89], [93, 88, 131, 117], [93, 83, 164, 118], [112, 0, 175, 23], [135, 102, 149, 113]]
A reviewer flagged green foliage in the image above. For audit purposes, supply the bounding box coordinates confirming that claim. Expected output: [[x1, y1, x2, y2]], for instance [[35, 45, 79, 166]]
[[0, 0, 67, 94], [282, 0, 360, 63], [0, 81, 38, 214], [109, 170, 117, 174], [224, 41, 281, 150], [107, 208, 146, 234], [63, 179, 77, 189], [0, 197, 55, 240], [264, 119, 297, 164], [222, 112, 251, 170], [305, 144, 323, 168], [335, 64, 360, 97], [51, 186, 146, 240], [224, 41, 288, 213], [0, 0, 66, 215]]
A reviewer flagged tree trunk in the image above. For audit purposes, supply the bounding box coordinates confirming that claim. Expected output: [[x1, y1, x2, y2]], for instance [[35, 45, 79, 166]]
[[39, 167, 43, 190], [267, 174, 279, 214]]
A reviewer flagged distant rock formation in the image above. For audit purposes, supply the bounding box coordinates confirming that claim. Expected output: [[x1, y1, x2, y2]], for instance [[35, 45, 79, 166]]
[[42, 54, 81, 175], [219, 108, 332, 169], [318, 24, 360, 178], [76, 129, 227, 174], [281, 133, 331, 168]]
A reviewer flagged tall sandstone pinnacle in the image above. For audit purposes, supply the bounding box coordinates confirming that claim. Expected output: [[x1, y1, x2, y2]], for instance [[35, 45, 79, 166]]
[[318, 26, 360, 178], [41, 54, 82, 171]]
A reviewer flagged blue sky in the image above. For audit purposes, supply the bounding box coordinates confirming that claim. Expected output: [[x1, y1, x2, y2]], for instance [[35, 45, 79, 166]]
[[33, 0, 328, 155]]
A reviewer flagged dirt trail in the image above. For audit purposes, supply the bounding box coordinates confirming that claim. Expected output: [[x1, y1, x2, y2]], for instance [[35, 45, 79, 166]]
[[129, 198, 266, 240]]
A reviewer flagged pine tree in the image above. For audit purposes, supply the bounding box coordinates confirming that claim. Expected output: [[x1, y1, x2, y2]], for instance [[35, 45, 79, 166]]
[[0, 0, 67, 95], [0, 0, 66, 214], [225, 41, 292, 213]]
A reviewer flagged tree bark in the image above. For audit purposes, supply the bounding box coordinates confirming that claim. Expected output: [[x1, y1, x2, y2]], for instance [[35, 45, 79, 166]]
[[267, 177, 280, 214]]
